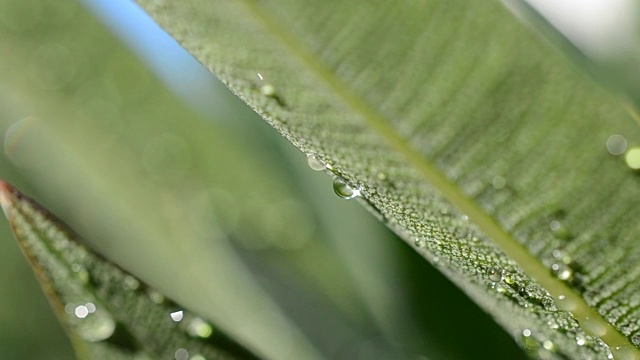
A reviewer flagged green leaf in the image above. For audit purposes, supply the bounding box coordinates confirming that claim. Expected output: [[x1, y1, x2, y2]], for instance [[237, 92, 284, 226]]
[[0, 180, 259, 360], [135, 0, 640, 358]]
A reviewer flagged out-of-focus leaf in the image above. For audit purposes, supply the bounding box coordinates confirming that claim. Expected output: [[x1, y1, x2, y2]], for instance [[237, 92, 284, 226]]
[[135, 0, 640, 358], [0, 180, 259, 360]]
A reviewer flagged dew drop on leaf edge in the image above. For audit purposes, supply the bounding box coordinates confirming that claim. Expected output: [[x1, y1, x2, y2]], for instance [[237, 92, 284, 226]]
[[333, 177, 361, 199], [306, 153, 327, 171]]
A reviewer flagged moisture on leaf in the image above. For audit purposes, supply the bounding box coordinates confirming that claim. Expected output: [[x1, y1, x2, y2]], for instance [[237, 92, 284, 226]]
[[0, 180, 259, 360]]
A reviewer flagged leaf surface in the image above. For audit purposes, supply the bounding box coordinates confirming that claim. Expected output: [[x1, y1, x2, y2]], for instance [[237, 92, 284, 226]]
[[0, 180, 259, 360], [135, 0, 640, 358]]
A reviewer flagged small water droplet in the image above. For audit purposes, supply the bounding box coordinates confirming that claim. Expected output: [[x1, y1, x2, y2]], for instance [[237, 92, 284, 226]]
[[549, 220, 571, 239], [520, 329, 540, 350], [147, 289, 165, 304], [333, 177, 361, 199], [488, 268, 503, 282], [625, 147, 640, 170], [260, 84, 275, 97], [542, 340, 555, 351], [491, 176, 506, 190], [556, 294, 577, 311], [575, 334, 587, 346], [551, 263, 573, 281], [170, 310, 184, 322], [414, 238, 426, 248], [606, 134, 628, 155], [187, 317, 213, 338], [123, 275, 140, 291], [503, 273, 515, 284], [306, 153, 327, 171], [175, 348, 189, 360]]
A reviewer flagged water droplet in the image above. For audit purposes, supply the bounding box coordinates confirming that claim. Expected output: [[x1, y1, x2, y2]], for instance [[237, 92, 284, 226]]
[[606, 134, 628, 155], [175, 348, 189, 360], [625, 147, 640, 170], [520, 329, 540, 350], [333, 177, 361, 199], [306, 153, 327, 171], [460, 215, 469, 222], [551, 249, 572, 264], [67, 303, 116, 342], [147, 289, 165, 304], [503, 273, 515, 284], [488, 268, 503, 282], [581, 316, 607, 337], [123, 275, 140, 291], [551, 263, 573, 281], [575, 334, 587, 346], [542, 340, 555, 351], [491, 176, 506, 190], [414, 238, 426, 248], [187, 317, 213, 338], [170, 310, 184, 322], [260, 84, 275, 96]]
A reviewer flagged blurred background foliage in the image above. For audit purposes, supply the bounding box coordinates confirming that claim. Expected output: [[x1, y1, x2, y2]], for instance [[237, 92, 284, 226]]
[[0, 0, 527, 359]]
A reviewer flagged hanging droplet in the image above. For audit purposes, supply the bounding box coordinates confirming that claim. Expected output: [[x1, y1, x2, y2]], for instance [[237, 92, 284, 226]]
[[606, 134, 628, 155], [306, 154, 327, 171], [333, 177, 361, 199]]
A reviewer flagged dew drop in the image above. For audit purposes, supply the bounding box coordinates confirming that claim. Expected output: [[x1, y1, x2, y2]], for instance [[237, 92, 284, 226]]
[[520, 329, 540, 350], [625, 147, 640, 170], [67, 303, 116, 342], [306, 153, 327, 171], [575, 334, 587, 346], [503, 273, 515, 285], [414, 238, 426, 248], [260, 84, 275, 97], [333, 177, 361, 199], [175, 348, 189, 360], [187, 317, 213, 338], [551, 263, 573, 281], [488, 268, 502, 282], [606, 134, 628, 155], [170, 310, 184, 322], [542, 340, 555, 351], [123, 275, 140, 291]]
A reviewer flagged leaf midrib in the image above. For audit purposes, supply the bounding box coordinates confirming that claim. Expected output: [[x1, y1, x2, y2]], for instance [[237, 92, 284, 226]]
[[239, 0, 638, 354]]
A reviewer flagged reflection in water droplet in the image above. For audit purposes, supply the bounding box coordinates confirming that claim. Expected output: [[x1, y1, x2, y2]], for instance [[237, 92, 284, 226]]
[[491, 176, 506, 190], [187, 317, 213, 338], [170, 310, 184, 322], [606, 134, 628, 155], [66, 302, 116, 342], [333, 177, 361, 199], [306, 153, 327, 171], [625, 147, 640, 170], [175, 348, 189, 360]]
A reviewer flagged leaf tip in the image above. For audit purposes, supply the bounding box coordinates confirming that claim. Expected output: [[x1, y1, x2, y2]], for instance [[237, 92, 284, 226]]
[[0, 179, 17, 219]]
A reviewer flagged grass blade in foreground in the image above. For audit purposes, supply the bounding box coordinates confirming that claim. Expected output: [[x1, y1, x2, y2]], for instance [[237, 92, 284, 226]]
[[0, 180, 259, 360], [136, 0, 640, 358]]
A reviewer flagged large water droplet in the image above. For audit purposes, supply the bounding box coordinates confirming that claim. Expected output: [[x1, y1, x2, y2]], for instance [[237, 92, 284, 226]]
[[606, 134, 628, 155], [306, 153, 327, 171], [333, 177, 361, 199], [67, 302, 116, 342]]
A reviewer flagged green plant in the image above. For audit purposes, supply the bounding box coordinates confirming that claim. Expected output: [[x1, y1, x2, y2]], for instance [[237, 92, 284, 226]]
[[2, 0, 640, 359]]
